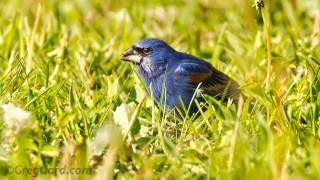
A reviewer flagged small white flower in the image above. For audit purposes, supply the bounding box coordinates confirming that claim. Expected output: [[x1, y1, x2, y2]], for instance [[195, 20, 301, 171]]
[[89, 124, 112, 156], [1, 103, 32, 133]]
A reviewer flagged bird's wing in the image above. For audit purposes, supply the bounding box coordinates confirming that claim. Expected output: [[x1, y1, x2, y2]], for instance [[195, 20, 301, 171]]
[[172, 61, 240, 101]]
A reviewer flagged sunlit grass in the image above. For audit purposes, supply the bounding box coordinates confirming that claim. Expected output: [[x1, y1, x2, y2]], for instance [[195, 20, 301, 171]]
[[0, 0, 319, 179]]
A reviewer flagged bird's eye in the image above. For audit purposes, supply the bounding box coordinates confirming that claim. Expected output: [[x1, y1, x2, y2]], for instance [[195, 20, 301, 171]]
[[142, 47, 151, 53]]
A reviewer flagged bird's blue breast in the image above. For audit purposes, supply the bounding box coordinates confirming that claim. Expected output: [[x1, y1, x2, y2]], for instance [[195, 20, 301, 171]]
[[136, 63, 201, 114]]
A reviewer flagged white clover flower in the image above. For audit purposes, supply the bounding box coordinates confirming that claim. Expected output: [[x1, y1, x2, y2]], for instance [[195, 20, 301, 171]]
[[1, 103, 32, 133], [89, 124, 112, 156]]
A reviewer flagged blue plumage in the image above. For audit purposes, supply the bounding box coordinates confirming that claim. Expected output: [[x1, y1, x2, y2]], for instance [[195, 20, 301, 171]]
[[121, 38, 240, 116]]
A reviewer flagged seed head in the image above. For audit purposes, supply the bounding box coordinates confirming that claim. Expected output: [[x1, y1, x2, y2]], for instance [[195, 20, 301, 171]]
[[253, 0, 265, 12]]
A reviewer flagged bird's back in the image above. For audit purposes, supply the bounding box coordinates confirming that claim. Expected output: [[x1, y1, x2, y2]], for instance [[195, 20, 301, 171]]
[[164, 51, 240, 114]]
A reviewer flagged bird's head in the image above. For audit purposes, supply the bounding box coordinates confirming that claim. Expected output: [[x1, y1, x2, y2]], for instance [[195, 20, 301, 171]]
[[121, 38, 175, 77]]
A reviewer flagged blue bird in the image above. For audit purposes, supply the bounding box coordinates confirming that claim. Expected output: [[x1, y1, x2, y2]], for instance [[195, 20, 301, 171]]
[[121, 38, 240, 116]]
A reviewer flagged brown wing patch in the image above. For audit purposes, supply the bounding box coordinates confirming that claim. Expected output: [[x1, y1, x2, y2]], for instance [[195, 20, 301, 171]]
[[186, 72, 212, 83]]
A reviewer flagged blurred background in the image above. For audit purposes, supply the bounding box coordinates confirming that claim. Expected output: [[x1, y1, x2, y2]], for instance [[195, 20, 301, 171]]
[[0, 0, 319, 179], [0, 0, 319, 82]]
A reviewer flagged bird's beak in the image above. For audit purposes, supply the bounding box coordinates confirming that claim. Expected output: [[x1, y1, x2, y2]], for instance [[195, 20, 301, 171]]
[[121, 47, 142, 64]]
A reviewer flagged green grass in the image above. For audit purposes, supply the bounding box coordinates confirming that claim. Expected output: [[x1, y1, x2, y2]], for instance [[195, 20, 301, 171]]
[[0, 0, 320, 179]]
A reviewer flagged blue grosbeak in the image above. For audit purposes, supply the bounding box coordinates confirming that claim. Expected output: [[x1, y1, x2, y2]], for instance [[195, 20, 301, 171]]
[[121, 38, 240, 116]]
